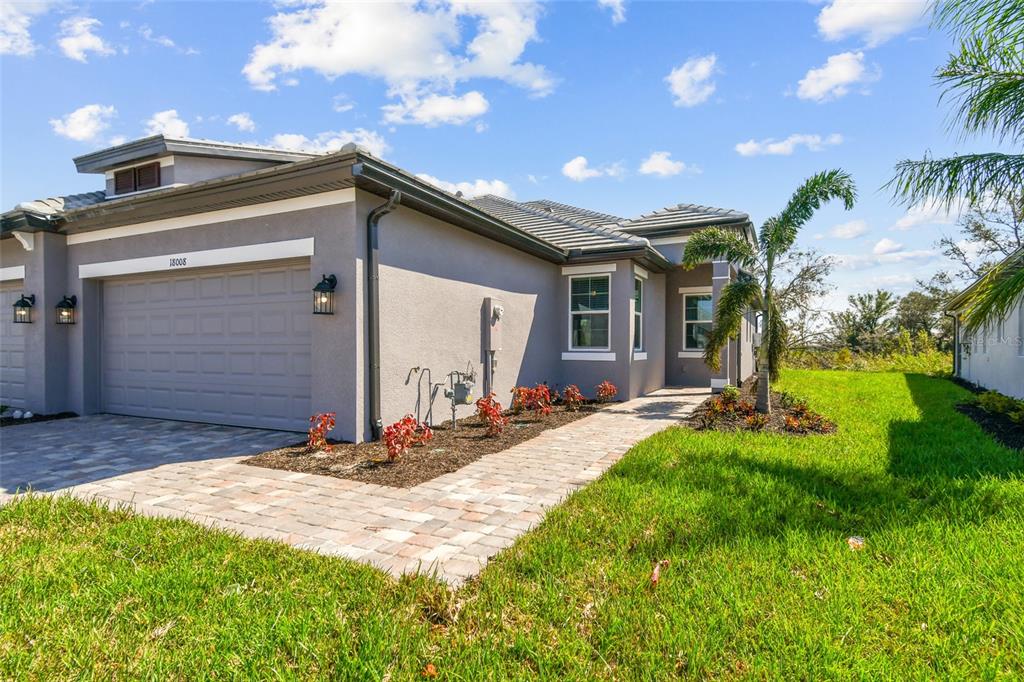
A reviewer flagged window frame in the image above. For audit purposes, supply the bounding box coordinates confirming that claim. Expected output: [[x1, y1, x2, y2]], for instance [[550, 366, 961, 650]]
[[679, 287, 713, 356], [633, 276, 643, 352], [112, 162, 161, 195], [568, 273, 612, 352]]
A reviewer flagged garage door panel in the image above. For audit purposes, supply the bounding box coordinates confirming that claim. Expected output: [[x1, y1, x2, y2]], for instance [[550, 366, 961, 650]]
[[1, 282, 27, 409], [102, 260, 311, 431]]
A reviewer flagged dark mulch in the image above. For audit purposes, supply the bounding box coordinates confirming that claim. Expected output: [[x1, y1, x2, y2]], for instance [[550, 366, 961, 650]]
[[956, 403, 1024, 451], [684, 382, 836, 436], [242, 403, 604, 488], [0, 412, 77, 428]]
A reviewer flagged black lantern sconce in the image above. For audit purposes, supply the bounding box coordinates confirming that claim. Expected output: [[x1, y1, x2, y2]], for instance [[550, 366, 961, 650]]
[[313, 274, 337, 315], [12, 294, 34, 324], [56, 295, 78, 325]]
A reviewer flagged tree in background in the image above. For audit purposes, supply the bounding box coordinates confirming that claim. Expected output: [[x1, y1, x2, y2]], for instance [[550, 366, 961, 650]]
[[828, 290, 898, 353], [682, 170, 856, 413], [938, 190, 1024, 281], [889, 0, 1024, 331], [772, 249, 836, 348]]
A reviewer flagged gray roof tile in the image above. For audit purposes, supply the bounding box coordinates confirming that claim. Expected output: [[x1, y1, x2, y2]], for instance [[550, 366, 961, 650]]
[[618, 203, 750, 233], [521, 199, 624, 228], [15, 191, 106, 216]]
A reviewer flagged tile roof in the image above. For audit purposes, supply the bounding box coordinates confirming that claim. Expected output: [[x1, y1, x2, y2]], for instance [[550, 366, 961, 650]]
[[617, 203, 751, 233], [521, 199, 624, 228], [14, 191, 107, 216], [467, 195, 648, 253]]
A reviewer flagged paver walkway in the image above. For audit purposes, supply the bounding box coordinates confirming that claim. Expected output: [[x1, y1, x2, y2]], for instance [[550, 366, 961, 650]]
[[1, 388, 707, 583]]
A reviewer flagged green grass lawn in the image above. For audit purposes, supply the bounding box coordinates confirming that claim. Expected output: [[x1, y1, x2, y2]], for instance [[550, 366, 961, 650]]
[[3, 371, 1023, 679]]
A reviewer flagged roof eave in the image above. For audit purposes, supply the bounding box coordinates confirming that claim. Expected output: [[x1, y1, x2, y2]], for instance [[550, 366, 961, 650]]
[[351, 157, 568, 264], [566, 244, 672, 272], [0, 210, 59, 235], [73, 135, 318, 173]]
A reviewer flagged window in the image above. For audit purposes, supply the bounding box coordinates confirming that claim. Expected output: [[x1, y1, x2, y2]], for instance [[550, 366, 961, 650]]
[[684, 293, 713, 350], [570, 275, 610, 350], [633, 277, 643, 351], [113, 162, 161, 194]]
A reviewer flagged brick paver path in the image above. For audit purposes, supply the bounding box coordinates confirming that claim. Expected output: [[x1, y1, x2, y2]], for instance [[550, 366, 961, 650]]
[[1, 388, 707, 583]]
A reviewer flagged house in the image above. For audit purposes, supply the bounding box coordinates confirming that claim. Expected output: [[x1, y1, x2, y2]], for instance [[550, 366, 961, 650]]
[[0, 135, 756, 441], [946, 249, 1024, 399]]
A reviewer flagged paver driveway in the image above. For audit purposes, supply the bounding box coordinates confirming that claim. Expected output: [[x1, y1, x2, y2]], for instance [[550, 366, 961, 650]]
[[0, 388, 707, 583]]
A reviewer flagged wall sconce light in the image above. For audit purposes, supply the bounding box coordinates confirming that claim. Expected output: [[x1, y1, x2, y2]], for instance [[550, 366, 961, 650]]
[[313, 274, 337, 315], [12, 294, 34, 324], [56, 295, 77, 325]]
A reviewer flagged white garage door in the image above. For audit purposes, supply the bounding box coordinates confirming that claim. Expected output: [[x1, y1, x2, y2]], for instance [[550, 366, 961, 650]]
[[0, 281, 28, 409], [102, 259, 312, 431]]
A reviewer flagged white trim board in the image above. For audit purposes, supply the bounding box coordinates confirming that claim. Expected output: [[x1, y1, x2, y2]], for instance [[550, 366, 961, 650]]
[[79, 237, 314, 279], [678, 351, 704, 359], [633, 264, 649, 280], [561, 262, 617, 276], [633, 351, 648, 361], [678, 286, 712, 294], [0, 266, 26, 281], [67, 188, 355, 245], [650, 236, 688, 246], [562, 352, 616, 362]]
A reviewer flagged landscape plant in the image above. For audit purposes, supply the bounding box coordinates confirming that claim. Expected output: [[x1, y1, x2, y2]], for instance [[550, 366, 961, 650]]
[[307, 412, 336, 453], [382, 415, 433, 460], [681, 169, 857, 412], [560, 384, 584, 411], [510, 384, 552, 417], [474, 393, 509, 436], [595, 380, 618, 403]]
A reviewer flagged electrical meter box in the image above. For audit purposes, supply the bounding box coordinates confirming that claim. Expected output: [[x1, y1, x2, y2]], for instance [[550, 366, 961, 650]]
[[485, 297, 504, 352], [453, 379, 474, 405]]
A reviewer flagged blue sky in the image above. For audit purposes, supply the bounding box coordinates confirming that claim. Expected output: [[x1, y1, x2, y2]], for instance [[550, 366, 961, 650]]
[[0, 0, 1005, 308]]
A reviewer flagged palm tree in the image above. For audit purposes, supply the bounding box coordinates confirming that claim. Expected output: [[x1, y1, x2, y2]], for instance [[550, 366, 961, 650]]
[[889, 0, 1024, 331], [681, 170, 856, 413]]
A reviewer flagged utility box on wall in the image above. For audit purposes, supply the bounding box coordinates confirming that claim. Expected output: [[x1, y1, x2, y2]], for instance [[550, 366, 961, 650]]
[[484, 297, 504, 352]]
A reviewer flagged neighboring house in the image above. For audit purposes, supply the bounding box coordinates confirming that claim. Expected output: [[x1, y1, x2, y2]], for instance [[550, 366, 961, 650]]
[[0, 135, 756, 441], [946, 249, 1024, 399]]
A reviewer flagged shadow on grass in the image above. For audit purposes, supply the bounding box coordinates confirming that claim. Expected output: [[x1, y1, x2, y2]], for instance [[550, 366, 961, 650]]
[[607, 374, 1024, 558]]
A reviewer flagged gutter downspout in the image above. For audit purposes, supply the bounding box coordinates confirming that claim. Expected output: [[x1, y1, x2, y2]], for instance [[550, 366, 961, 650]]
[[367, 190, 401, 440]]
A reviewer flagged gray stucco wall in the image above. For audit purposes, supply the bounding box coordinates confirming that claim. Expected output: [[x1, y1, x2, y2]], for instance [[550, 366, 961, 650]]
[[628, 270, 666, 398], [665, 262, 714, 387], [372, 197, 561, 436], [61, 194, 360, 437]]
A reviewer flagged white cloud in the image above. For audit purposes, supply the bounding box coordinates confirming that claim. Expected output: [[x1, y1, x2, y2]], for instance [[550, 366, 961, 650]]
[[665, 54, 717, 107], [870, 273, 914, 286], [227, 112, 256, 133], [109, 135, 127, 146], [416, 173, 515, 199], [1, 1, 52, 56], [832, 248, 937, 269], [145, 109, 190, 137], [891, 199, 961, 230], [735, 133, 843, 156], [796, 51, 878, 102], [817, 0, 928, 47], [269, 129, 389, 157], [58, 16, 115, 62], [829, 219, 869, 239], [49, 104, 117, 142], [598, 0, 626, 25], [872, 237, 903, 255], [332, 94, 354, 113], [381, 91, 489, 126], [139, 25, 175, 48], [639, 151, 696, 177], [561, 156, 624, 182], [243, 1, 553, 125]]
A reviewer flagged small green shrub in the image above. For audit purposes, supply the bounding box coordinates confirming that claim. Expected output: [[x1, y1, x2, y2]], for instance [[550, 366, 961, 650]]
[[975, 390, 1024, 417], [720, 384, 740, 405]]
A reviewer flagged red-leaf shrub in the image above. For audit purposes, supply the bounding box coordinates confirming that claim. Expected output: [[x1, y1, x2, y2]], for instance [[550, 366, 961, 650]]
[[561, 384, 584, 411], [475, 393, 509, 436], [745, 413, 768, 430], [596, 380, 618, 403], [383, 415, 433, 460], [307, 412, 336, 453], [511, 384, 553, 417]]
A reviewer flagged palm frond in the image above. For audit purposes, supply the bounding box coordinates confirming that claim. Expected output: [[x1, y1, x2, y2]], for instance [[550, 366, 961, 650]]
[[958, 248, 1024, 332], [888, 152, 1024, 210], [700, 276, 761, 371], [933, 0, 1024, 42], [937, 35, 1024, 143], [761, 169, 857, 255], [680, 228, 756, 271]]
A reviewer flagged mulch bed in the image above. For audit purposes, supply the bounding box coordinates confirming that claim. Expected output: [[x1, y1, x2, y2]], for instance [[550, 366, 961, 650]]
[[684, 382, 836, 436], [956, 403, 1024, 450], [0, 412, 77, 428], [242, 403, 604, 488]]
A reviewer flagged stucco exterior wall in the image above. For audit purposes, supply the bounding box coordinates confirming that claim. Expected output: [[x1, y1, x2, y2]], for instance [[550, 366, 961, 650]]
[[628, 269, 666, 397], [372, 197, 561, 435], [958, 302, 1024, 399], [53, 193, 360, 437], [665, 263, 714, 386]]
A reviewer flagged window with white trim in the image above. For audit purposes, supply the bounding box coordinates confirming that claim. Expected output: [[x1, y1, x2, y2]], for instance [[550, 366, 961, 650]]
[[570, 275, 610, 350], [684, 293, 713, 350], [633, 277, 643, 351]]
